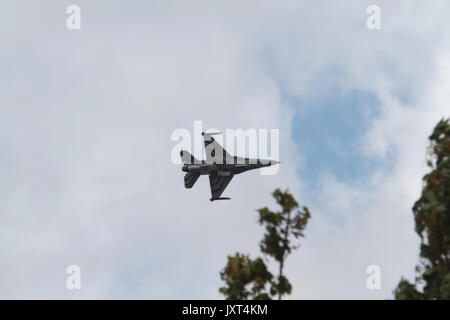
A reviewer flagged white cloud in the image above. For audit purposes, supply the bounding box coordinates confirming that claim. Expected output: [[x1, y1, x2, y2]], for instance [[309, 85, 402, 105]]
[[0, 0, 449, 299]]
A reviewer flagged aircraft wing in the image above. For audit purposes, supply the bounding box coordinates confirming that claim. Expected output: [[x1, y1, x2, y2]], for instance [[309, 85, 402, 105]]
[[203, 132, 233, 164], [209, 173, 233, 200]]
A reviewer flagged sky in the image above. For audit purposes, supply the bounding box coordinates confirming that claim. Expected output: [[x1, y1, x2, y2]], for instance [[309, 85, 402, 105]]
[[0, 0, 449, 299]]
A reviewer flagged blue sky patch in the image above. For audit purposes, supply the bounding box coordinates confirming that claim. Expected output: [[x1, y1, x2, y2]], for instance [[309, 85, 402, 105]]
[[291, 86, 381, 186]]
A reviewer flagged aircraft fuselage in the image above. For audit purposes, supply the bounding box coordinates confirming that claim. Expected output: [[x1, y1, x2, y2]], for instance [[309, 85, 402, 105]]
[[182, 159, 275, 176]]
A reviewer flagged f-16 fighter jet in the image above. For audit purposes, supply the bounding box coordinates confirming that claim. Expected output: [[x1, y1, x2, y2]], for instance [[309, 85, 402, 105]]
[[180, 132, 279, 201]]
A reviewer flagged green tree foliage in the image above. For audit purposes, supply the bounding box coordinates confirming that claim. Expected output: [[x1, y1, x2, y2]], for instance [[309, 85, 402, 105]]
[[393, 278, 424, 300], [395, 118, 450, 300], [257, 189, 311, 300], [219, 253, 272, 300], [219, 189, 311, 300]]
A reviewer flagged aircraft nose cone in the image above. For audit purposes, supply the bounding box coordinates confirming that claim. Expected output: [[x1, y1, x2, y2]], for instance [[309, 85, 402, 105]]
[[269, 160, 280, 166]]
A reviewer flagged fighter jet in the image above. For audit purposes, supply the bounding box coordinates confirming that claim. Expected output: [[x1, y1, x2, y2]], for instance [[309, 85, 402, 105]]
[[180, 132, 280, 201]]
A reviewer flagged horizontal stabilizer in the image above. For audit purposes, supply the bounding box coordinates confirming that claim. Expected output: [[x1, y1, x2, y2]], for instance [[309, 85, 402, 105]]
[[184, 172, 200, 188]]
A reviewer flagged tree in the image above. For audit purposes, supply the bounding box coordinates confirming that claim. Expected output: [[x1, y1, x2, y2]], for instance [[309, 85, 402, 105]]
[[393, 277, 423, 300], [395, 118, 450, 299], [257, 189, 311, 300], [219, 189, 311, 300], [219, 253, 272, 300]]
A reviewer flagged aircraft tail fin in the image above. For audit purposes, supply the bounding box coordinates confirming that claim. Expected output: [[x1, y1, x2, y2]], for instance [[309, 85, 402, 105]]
[[202, 132, 233, 163], [180, 150, 200, 164]]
